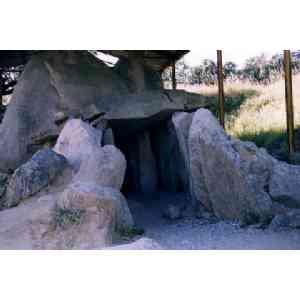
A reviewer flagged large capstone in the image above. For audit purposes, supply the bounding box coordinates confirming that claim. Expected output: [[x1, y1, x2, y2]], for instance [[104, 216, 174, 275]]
[[0, 51, 210, 173]]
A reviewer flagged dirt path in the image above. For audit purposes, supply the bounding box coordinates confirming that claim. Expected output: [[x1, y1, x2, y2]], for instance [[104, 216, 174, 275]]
[[127, 192, 300, 250]]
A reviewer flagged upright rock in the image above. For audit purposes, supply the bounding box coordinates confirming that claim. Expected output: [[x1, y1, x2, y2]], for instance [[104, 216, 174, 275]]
[[74, 145, 126, 190], [172, 112, 194, 197], [138, 131, 158, 193], [57, 182, 134, 237], [188, 109, 274, 221], [54, 118, 102, 171]]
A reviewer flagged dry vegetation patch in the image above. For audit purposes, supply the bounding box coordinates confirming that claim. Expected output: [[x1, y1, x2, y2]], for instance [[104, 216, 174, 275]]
[[184, 75, 300, 161]]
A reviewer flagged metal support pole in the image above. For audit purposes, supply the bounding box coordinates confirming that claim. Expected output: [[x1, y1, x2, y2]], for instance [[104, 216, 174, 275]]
[[283, 50, 296, 157], [171, 60, 176, 90], [217, 50, 225, 128]]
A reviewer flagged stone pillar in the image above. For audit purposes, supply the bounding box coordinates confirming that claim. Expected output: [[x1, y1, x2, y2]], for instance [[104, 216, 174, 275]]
[[138, 131, 158, 193], [127, 51, 146, 93]]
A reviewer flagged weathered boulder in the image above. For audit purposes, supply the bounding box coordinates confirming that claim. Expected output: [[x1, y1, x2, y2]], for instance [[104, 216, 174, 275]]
[[54, 118, 102, 171], [269, 162, 300, 209], [0, 182, 134, 249], [104, 238, 163, 250], [269, 210, 300, 230], [189, 109, 276, 221], [74, 145, 126, 190], [57, 181, 134, 236], [163, 204, 182, 220], [3, 149, 69, 208]]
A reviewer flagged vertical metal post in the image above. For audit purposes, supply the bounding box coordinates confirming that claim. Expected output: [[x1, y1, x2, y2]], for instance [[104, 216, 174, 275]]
[[217, 50, 225, 128], [283, 50, 296, 157], [171, 60, 176, 90]]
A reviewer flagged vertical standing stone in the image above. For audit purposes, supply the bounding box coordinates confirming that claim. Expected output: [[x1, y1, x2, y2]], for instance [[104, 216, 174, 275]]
[[138, 131, 157, 193]]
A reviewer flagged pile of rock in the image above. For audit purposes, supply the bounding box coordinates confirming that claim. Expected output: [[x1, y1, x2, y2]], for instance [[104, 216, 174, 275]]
[[0, 119, 134, 249], [172, 109, 300, 228]]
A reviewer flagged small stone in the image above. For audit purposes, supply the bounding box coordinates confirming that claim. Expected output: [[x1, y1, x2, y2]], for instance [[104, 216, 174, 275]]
[[163, 204, 181, 220]]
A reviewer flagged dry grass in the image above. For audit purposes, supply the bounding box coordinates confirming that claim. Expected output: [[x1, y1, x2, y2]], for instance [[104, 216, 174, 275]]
[[182, 75, 300, 157]]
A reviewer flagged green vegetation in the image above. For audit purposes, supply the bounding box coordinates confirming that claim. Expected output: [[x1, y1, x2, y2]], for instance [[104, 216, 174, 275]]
[[54, 206, 85, 229], [119, 226, 145, 239]]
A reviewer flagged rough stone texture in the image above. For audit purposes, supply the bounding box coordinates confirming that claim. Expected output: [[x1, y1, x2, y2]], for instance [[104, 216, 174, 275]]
[[54, 118, 102, 172], [138, 131, 158, 193], [0, 182, 134, 249], [269, 210, 300, 230], [0, 172, 10, 200], [102, 128, 115, 146], [0, 51, 129, 173], [104, 238, 163, 250], [172, 112, 194, 197], [0, 50, 210, 173], [187, 109, 275, 222], [0, 193, 57, 249], [74, 145, 126, 190], [57, 182, 134, 234], [151, 120, 186, 193], [3, 149, 69, 208], [269, 162, 300, 209]]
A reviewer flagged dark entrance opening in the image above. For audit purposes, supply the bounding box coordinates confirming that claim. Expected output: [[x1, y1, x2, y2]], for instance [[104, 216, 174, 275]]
[[112, 118, 187, 196], [111, 117, 190, 228]]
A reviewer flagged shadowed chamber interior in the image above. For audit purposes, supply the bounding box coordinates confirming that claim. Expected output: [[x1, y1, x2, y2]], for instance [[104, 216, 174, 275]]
[[112, 118, 188, 197]]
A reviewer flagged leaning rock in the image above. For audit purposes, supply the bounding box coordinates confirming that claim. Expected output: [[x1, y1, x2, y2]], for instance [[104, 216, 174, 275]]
[[57, 182, 134, 235], [4, 149, 69, 208], [172, 112, 195, 200], [54, 119, 102, 171], [104, 238, 163, 250], [269, 162, 300, 209], [188, 109, 274, 222], [74, 145, 126, 190]]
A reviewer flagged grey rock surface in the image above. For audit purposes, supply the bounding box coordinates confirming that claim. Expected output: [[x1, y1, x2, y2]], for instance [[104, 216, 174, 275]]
[[54, 118, 103, 171], [4, 149, 69, 208], [0, 51, 209, 173], [163, 204, 182, 220], [138, 131, 158, 193], [74, 145, 126, 190], [269, 162, 300, 209], [0, 51, 129, 172], [57, 182, 134, 234], [269, 210, 300, 230], [188, 109, 275, 221]]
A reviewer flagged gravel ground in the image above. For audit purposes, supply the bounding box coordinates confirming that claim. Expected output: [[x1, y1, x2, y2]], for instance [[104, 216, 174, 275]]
[[127, 192, 300, 250]]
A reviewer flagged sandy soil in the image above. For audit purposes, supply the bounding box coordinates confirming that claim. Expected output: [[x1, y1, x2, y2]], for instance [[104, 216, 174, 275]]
[[126, 192, 300, 250]]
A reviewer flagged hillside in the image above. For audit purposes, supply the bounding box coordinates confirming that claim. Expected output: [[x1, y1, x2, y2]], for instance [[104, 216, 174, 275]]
[[181, 75, 300, 162]]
